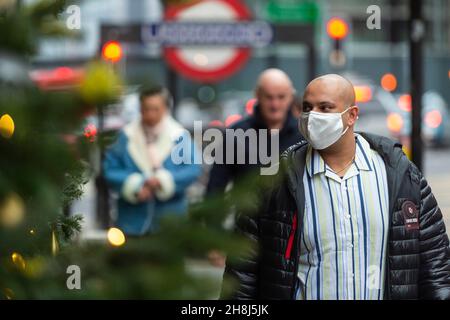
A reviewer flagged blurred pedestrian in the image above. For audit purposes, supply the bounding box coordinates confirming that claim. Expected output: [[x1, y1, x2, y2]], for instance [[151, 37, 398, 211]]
[[223, 74, 450, 300], [205, 68, 302, 267], [103, 86, 201, 236], [206, 68, 303, 194]]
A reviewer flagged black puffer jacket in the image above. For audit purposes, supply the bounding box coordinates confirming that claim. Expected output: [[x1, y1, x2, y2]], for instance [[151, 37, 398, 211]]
[[222, 133, 450, 300], [207, 104, 302, 194]]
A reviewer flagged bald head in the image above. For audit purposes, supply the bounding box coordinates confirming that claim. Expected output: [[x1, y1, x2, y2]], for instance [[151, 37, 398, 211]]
[[256, 68, 294, 93], [255, 69, 295, 127], [303, 74, 355, 110], [302, 73, 359, 137]]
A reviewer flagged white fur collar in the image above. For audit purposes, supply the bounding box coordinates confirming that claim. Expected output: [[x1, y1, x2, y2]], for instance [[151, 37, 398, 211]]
[[123, 116, 184, 175]]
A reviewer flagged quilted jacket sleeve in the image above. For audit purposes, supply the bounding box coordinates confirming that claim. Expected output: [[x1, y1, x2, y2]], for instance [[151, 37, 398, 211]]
[[418, 174, 450, 300], [221, 211, 260, 300]]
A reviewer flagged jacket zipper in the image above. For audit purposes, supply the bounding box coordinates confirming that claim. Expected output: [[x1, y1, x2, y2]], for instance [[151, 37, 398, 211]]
[[284, 211, 298, 260]]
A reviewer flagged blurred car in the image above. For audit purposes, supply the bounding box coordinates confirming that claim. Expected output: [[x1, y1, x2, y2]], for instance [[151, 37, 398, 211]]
[[389, 91, 450, 146], [346, 73, 397, 137], [175, 90, 255, 131]]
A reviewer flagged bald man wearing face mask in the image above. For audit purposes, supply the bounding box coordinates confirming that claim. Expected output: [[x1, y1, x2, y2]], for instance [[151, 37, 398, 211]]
[[222, 74, 450, 300]]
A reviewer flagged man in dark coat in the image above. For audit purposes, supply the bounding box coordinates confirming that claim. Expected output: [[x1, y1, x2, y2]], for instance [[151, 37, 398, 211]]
[[222, 74, 450, 300], [207, 68, 303, 194]]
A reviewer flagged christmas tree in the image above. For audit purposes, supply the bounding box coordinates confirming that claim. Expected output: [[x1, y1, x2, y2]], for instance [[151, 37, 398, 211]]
[[0, 0, 261, 299]]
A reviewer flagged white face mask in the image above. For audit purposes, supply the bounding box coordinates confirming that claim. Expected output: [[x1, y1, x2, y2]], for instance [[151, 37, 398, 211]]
[[298, 107, 352, 150]]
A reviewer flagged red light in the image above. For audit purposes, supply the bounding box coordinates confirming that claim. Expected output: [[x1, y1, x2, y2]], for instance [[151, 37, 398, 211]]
[[354, 86, 372, 103], [326, 17, 349, 40], [225, 114, 242, 127], [84, 123, 97, 142], [29, 67, 84, 90], [245, 98, 257, 115], [102, 41, 123, 63], [398, 94, 412, 112], [381, 73, 397, 92], [424, 110, 442, 129], [208, 120, 224, 127], [54, 67, 74, 79]]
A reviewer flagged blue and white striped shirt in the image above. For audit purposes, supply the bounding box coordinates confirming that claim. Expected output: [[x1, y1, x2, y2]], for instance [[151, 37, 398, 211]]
[[297, 134, 389, 300]]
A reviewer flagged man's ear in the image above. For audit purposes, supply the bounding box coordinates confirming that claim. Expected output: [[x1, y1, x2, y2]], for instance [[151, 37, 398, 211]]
[[348, 105, 359, 126]]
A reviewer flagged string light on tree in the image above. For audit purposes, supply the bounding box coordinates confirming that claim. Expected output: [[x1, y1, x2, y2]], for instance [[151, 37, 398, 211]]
[[107, 227, 126, 247], [11, 252, 26, 271], [0, 114, 15, 138]]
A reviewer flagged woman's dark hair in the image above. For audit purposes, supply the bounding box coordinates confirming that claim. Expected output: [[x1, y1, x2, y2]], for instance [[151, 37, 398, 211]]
[[139, 86, 172, 108]]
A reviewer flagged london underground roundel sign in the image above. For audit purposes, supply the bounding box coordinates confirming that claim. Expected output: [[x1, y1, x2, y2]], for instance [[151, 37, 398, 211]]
[[164, 0, 253, 83]]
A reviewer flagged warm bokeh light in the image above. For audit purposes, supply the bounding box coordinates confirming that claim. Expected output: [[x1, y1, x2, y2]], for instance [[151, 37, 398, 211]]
[[225, 114, 243, 127], [424, 110, 443, 129], [387, 113, 404, 132], [326, 17, 349, 40], [381, 73, 397, 92], [0, 114, 15, 138], [107, 227, 126, 247], [11, 252, 26, 271], [102, 41, 123, 63], [354, 85, 372, 103], [0, 193, 25, 227], [398, 94, 412, 112]]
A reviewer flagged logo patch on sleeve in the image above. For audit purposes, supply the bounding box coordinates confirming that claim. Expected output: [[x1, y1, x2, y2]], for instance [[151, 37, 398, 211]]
[[402, 200, 419, 231]]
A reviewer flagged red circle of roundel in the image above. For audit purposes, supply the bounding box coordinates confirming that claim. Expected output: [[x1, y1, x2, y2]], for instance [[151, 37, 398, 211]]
[[164, 0, 252, 83]]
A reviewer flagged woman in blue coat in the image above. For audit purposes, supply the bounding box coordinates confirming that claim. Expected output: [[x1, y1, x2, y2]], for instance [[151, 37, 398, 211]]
[[103, 87, 201, 236]]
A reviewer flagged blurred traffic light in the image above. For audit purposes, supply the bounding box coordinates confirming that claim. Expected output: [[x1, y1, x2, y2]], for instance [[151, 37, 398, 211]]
[[381, 73, 397, 92], [327, 17, 349, 40], [326, 17, 349, 67], [102, 41, 123, 63], [398, 94, 412, 112]]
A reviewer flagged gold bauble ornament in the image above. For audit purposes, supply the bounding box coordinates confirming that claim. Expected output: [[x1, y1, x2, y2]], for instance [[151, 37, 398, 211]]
[[79, 62, 122, 105]]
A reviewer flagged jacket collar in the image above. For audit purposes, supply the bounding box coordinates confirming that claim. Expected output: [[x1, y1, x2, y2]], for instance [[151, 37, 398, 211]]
[[282, 131, 410, 218], [252, 104, 298, 136], [123, 116, 184, 175], [304, 134, 373, 178]]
